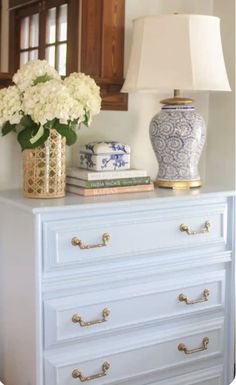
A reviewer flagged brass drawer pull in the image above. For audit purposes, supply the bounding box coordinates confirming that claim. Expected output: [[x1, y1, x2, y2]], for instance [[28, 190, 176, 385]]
[[179, 289, 210, 305], [178, 337, 209, 355], [71, 233, 110, 249], [72, 361, 110, 382], [72, 308, 110, 327], [179, 220, 211, 235]]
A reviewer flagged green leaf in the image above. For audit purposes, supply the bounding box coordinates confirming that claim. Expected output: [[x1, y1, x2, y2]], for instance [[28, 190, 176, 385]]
[[17, 127, 50, 151], [33, 74, 53, 85], [20, 115, 36, 129], [2, 121, 16, 136], [66, 128, 77, 146], [83, 111, 90, 127], [69, 119, 78, 131], [54, 122, 77, 146], [44, 119, 56, 130]]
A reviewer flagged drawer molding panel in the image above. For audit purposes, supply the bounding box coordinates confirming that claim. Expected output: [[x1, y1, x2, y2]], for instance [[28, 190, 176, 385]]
[[44, 320, 224, 385], [42, 251, 231, 295], [119, 365, 224, 385], [44, 271, 225, 348], [43, 203, 226, 272], [42, 251, 232, 299], [40, 196, 228, 222]]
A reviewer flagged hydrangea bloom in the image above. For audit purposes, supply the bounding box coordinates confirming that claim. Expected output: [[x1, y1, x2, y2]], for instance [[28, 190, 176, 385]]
[[0, 86, 22, 126], [0, 60, 101, 150], [23, 79, 85, 126], [64, 72, 101, 124], [13, 60, 60, 92]]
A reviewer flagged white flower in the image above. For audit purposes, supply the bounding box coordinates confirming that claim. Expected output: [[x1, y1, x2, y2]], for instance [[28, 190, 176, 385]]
[[23, 79, 85, 126], [13, 60, 60, 92], [64, 72, 101, 124], [0, 86, 22, 127], [0, 60, 101, 150]]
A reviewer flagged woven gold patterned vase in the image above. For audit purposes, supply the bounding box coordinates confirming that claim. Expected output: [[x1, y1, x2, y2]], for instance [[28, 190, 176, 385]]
[[23, 129, 66, 199]]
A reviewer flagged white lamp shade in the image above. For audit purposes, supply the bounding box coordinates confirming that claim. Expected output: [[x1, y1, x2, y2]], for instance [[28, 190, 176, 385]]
[[122, 15, 231, 92]]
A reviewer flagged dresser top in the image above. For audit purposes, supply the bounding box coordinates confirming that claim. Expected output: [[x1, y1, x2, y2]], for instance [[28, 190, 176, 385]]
[[0, 186, 234, 214]]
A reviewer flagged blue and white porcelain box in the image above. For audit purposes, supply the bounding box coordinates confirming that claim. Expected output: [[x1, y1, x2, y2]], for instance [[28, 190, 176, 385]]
[[79, 141, 131, 171]]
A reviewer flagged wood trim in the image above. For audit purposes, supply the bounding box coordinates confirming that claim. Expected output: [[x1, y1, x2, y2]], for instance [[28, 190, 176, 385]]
[[14, 2, 39, 17], [43, 0, 66, 8], [9, 9, 17, 72], [81, 0, 127, 111], [0, 72, 13, 88], [81, 0, 103, 78], [9, 0, 38, 11], [101, 0, 125, 81], [67, 0, 79, 74], [101, 85, 128, 111], [38, 2, 46, 60]]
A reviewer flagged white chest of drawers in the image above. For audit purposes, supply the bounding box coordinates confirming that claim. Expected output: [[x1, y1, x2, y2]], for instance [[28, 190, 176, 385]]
[[0, 188, 234, 385]]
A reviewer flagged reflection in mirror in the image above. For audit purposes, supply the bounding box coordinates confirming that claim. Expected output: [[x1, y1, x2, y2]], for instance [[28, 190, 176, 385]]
[[2, 0, 76, 76], [10, 1, 69, 76], [47, 7, 56, 44], [19, 13, 39, 65]]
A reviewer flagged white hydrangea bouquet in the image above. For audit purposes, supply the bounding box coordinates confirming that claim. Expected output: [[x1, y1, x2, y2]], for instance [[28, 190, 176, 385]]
[[0, 60, 101, 150]]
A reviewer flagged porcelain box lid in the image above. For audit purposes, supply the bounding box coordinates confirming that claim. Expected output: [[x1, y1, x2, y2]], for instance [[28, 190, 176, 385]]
[[79, 141, 131, 155]]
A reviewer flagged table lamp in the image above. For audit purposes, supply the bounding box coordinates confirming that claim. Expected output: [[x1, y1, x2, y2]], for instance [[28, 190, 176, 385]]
[[122, 15, 231, 189]]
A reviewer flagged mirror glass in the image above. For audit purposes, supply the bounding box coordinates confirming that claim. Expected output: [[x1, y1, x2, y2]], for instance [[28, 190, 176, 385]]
[[0, 0, 76, 76]]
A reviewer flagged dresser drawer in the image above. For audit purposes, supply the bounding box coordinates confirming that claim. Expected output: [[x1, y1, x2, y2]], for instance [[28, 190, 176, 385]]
[[44, 322, 224, 385], [120, 365, 224, 385], [43, 203, 226, 272], [189, 379, 221, 385], [44, 270, 225, 348]]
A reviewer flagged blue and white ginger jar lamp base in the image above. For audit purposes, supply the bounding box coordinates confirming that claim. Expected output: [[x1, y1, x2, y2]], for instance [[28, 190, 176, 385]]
[[149, 95, 206, 189]]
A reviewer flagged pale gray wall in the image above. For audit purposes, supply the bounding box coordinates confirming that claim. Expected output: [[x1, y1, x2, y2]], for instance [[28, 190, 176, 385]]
[[206, 0, 235, 190]]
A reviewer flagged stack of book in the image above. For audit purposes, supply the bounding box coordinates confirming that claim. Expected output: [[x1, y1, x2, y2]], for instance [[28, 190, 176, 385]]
[[66, 168, 154, 196]]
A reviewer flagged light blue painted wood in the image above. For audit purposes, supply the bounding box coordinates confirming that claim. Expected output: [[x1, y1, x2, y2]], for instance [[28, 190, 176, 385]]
[[0, 188, 234, 385]]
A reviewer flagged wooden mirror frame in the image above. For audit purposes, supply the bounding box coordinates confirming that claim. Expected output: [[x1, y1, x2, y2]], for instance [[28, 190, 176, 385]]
[[0, 72, 13, 88], [81, 0, 128, 110], [0, 0, 128, 111], [81, 0, 127, 110]]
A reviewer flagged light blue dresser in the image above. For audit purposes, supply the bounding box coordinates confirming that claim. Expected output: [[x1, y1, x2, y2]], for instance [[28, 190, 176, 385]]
[[0, 188, 234, 385]]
